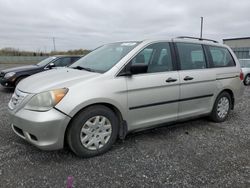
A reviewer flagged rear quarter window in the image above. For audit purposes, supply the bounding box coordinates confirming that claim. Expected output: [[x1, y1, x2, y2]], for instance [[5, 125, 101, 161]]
[[208, 46, 235, 67]]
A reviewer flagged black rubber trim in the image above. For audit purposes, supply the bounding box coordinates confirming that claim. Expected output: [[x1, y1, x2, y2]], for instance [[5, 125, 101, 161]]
[[129, 94, 214, 110], [54, 107, 72, 118]]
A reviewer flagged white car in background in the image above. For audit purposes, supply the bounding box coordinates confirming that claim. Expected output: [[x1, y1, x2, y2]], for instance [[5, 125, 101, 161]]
[[239, 59, 250, 85]]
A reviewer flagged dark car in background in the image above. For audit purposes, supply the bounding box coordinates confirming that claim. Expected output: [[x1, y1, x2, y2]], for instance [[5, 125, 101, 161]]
[[0, 55, 82, 88]]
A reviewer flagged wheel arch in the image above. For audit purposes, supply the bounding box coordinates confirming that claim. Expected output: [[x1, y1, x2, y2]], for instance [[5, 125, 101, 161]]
[[64, 102, 128, 147]]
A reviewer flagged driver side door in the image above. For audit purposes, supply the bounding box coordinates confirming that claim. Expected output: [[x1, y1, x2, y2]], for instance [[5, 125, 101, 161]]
[[126, 42, 180, 130]]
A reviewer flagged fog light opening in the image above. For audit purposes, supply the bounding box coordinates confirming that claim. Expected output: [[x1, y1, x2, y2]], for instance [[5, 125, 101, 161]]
[[29, 134, 38, 141]]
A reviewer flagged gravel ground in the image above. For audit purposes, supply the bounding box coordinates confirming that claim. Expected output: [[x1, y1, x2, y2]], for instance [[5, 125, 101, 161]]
[[0, 65, 249, 187]]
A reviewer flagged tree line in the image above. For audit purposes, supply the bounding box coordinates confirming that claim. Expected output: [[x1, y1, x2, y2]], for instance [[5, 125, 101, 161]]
[[0, 48, 91, 56]]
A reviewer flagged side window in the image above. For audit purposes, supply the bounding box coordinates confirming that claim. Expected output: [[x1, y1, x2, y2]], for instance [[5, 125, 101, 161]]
[[208, 46, 235, 67], [176, 43, 206, 70], [131, 42, 173, 73], [53, 57, 72, 67]]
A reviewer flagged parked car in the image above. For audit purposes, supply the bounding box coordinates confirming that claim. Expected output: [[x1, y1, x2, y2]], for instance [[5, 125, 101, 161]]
[[0, 55, 82, 88], [239, 59, 250, 85], [8, 37, 244, 157]]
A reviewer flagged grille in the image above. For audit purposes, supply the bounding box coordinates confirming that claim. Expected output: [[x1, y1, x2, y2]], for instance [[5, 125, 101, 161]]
[[9, 89, 28, 110]]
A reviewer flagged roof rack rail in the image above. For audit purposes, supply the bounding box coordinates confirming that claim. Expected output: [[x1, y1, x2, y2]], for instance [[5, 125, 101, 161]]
[[176, 36, 219, 43]]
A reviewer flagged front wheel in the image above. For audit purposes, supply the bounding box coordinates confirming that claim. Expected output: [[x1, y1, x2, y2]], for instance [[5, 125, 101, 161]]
[[210, 92, 232, 122], [67, 105, 119, 157], [244, 74, 250, 86]]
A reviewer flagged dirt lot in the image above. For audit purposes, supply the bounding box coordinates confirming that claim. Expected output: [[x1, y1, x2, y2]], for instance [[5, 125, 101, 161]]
[[0, 65, 249, 187]]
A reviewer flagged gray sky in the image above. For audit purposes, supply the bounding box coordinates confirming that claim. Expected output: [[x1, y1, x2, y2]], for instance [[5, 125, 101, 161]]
[[0, 0, 250, 51]]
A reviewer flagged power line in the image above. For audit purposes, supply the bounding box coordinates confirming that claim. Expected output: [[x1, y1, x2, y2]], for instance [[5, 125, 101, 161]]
[[52, 37, 56, 51], [200, 17, 204, 39]]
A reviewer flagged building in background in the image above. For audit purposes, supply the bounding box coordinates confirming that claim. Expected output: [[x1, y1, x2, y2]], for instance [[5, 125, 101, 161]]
[[223, 37, 250, 59]]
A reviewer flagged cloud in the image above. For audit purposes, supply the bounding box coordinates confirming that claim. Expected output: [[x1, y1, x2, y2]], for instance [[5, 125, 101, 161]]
[[0, 0, 249, 51]]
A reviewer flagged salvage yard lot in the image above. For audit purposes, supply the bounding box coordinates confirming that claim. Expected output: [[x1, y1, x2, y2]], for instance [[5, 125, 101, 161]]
[[0, 65, 249, 187]]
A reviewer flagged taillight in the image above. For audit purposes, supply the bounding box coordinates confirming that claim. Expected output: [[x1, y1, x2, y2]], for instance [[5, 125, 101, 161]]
[[240, 70, 244, 81]]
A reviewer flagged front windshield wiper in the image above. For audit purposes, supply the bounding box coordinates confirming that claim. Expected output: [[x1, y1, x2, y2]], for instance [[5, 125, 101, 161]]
[[73, 66, 98, 73]]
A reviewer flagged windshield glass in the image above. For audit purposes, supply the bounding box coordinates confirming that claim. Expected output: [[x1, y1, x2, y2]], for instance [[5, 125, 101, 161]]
[[240, 59, 250, 68], [37, 57, 57, 66], [70, 42, 140, 73]]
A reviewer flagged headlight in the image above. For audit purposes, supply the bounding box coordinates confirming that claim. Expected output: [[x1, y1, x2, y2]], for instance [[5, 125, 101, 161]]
[[4, 72, 16, 79], [24, 88, 68, 111]]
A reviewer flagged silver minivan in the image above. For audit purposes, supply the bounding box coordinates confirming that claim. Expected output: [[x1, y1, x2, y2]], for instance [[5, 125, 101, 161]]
[[8, 37, 244, 157]]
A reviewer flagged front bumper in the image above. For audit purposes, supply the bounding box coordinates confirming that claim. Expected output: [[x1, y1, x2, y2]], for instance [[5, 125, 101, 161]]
[[9, 108, 71, 150]]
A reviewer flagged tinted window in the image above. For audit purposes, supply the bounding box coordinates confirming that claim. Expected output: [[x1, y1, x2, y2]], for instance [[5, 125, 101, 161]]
[[176, 43, 206, 70], [53, 57, 72, 67], [208, 46, 235, 67], [131, 42, 173, 73], [71, 57, 81, 64]]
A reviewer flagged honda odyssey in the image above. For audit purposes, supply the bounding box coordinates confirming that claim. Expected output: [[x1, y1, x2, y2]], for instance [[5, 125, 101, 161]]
[[8, 37, 244, 157]]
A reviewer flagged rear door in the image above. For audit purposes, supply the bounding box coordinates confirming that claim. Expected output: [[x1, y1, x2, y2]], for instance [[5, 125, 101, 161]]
[[125, 42, 180, 130], [175, 42, 217, 119]]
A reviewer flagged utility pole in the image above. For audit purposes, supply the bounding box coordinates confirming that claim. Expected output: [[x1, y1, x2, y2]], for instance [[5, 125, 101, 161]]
[[200, 17, 204, 39], [52, 37, 56, 51]]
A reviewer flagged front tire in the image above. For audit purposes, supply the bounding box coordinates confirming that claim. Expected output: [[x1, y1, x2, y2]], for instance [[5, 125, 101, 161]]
[[67, 105, 119, 157], [244, 74, 250, 86], [210, 92, 232, 122]]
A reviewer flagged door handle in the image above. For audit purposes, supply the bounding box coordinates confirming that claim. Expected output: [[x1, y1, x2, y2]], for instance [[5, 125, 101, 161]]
[[166, 77, 177, 83], [183, 76, 194, 81]]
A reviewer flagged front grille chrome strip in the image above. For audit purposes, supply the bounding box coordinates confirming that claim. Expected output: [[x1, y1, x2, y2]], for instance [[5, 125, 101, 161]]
[[9, 89, 28, 110]]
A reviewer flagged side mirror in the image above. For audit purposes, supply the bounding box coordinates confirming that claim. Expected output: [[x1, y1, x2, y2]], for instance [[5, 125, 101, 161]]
[[118, 64, 148, 76], [47, 63, 55, 69], [130, 64, 148, 75]]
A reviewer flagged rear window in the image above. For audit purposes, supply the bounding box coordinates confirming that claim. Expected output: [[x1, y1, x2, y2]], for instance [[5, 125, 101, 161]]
[[208, 46, 235, 67]]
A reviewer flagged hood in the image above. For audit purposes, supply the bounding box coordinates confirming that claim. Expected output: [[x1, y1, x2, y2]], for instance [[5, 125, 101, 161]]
[[242, 67, 250, 74], [1, 65, 39, 73], [17, 68, 99, 93]]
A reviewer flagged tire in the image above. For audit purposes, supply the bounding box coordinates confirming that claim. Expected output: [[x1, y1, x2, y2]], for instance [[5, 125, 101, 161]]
[[15, 76, 27, 87], [244, 74, 250, 86], [210, 92, 232, 122], [67, 105, 119, 157]]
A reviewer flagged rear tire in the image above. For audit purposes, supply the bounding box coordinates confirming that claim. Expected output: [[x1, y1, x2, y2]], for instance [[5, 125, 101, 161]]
[[67, 105, 119, 157], [210, 92, 232, 122]]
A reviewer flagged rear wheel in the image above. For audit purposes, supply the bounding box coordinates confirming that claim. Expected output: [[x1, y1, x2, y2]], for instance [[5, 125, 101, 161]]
[[210, 92, 232, 122], [244, 74, 250, 86], [67, 105, 119, 157]]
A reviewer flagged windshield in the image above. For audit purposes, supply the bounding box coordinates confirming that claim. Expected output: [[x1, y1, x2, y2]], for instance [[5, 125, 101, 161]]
[[70, 42, 140, 73], [37, 57, 57, 66]]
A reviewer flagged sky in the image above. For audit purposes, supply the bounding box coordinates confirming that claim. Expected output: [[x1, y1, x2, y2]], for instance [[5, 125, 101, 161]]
[[0, 0, 250, 51]]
